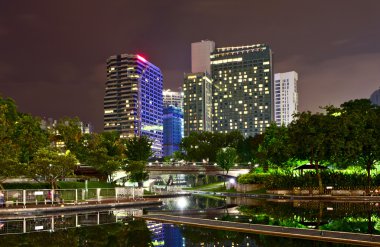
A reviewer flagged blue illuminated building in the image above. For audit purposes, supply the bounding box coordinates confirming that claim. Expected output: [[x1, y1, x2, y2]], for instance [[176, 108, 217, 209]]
[[163, 106, 183, 157], [104, 54, 163, 157]]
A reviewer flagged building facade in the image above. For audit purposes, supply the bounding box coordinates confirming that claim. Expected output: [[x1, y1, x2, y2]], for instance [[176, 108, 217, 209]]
[[183, 72, 213, 136], [274, 71, 298, 126], [163, 89, 184, 108], [191, 40, 215, 74], [211, 44, 273, 136], [104, 54, 163, 157], [163, 106, 183, 156]]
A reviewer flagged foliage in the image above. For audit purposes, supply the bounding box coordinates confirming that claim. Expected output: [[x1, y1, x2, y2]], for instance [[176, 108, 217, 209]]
[[28, 148, 78, 189], [237, 173, 269, 184], [181, 131, 243, 162], [85, 132, 124, 181], [13, 114, 49, 164], [259, 123, 292, 169], [216, 147, 237, 175], [124, 161, 149, 187], [123, 136, 153, 187], [335, 99, 380, 191], [123, 136, 153, 161], [2, 182, 50, 189]]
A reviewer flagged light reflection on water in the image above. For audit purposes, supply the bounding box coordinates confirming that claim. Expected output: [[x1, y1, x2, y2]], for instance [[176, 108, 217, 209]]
[[0, 195, 376, 246]]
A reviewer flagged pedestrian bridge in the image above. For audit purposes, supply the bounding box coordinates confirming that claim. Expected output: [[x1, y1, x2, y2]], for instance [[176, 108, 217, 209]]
[[111, 163, 250, 182]]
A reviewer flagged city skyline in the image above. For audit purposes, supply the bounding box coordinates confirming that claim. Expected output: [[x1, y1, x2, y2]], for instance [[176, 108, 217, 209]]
[[1, 1, 380, 131]]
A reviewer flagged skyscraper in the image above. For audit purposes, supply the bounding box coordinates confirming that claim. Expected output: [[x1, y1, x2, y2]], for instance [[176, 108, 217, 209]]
[[211, 44, 273, 136], [191, 40, 215, 74], [104, 54, 163, 157], [183, 72, 213, 136], [163, 89, 184, 156], [163, 106, 183, 156], [274, 71, 298, 126], [163, 89, 184, 108]]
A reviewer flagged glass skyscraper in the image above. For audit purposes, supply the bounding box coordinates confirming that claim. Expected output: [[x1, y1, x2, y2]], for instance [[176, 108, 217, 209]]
[[104, 54, 163, 157], [163, 106, 183, 156]]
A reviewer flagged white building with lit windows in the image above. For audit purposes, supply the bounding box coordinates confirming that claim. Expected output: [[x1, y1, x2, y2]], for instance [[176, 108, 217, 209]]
[[274, 71, 298, 126]]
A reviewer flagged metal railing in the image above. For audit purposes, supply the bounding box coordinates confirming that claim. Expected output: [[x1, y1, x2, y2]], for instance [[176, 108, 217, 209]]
[[0, 187, 144, 208]]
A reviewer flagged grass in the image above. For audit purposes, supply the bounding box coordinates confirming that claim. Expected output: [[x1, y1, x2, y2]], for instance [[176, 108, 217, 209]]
[[183, 182, 237, 193], [58, 181, 116, 189]]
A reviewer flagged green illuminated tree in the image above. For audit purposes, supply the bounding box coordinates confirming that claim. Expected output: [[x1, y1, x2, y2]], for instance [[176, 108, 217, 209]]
[[216, 147, 238, 184], [28, 148, 78, 189]]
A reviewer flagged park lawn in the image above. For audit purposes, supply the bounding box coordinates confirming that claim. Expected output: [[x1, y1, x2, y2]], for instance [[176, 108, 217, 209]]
[[58, 181, 115, 189], [184, 182, 236, 193]]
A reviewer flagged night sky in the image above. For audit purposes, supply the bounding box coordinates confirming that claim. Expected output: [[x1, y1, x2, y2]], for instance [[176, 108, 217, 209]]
[[1, 0, 380, 131]]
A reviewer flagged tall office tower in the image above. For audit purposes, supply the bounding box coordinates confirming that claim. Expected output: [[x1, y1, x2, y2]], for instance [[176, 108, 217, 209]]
[[183, 72, 213, 136], [370, 88, 380, 106], [274, 71, 298, 126], [163, 89, 184, 156], [163, 89, 184, 108], [211, 44, 273, 136], [163, 106, 183, 156], [104, 54, 163, 157], [191, 40, 215, 74]]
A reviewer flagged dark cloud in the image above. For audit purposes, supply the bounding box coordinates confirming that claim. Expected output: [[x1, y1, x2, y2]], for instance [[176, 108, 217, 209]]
[[1, 0, 380, 131]]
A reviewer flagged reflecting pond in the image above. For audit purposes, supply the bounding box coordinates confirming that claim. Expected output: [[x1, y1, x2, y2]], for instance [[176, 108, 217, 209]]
[[0, 195, 378, 246]]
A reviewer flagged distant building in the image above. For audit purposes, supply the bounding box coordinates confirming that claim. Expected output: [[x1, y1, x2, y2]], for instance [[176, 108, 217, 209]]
[[163, 89, 184, 108], [211, 44, 273, 136], [163, 106, 183, 156], [274, 71, 298, 126], [104, 54, 163, 157], [191, 40, 215, 74], [183, 72, 213, 136], [370, 88, 380, 106]]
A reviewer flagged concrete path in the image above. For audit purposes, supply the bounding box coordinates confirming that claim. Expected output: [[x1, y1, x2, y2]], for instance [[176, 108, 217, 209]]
[[139, 214, 380, 246]]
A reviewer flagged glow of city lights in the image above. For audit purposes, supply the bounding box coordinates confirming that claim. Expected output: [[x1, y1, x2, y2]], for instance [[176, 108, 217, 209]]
[[136, 54, 147, 63], [176, 197, 188, 210]]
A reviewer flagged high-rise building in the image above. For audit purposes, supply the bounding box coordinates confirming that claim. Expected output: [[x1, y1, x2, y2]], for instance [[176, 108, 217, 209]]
[[104, 54, 163, 157], [191, 40, 215, 74], [163, 89, 184, 156], [211, 44, 273, 136], [183, 72, 213, 136], [274, 71, 298, 126], [370, 88, 380, 106], [163, 106, 183, 156], [163, 89, 184, 108]]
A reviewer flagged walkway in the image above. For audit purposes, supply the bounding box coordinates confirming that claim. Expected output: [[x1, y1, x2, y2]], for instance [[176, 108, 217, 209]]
[[139, 214, 380, 246]]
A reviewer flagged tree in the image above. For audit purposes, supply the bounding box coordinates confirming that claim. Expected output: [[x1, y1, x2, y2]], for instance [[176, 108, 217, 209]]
[[28, 148, 78, 189], [86, 132, 124, 182], [216, 147, 237, 186], [336, 99, 380, 193], [13, 114, 49, 164], [259, 123, 292, 170], [123, 136, 152, 187], [181, 131, 243, 162], [288, 111, 341, 193], [123, 136, 153, 161], [54, 117, 83, 154], [0, 96, 23, 189]]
